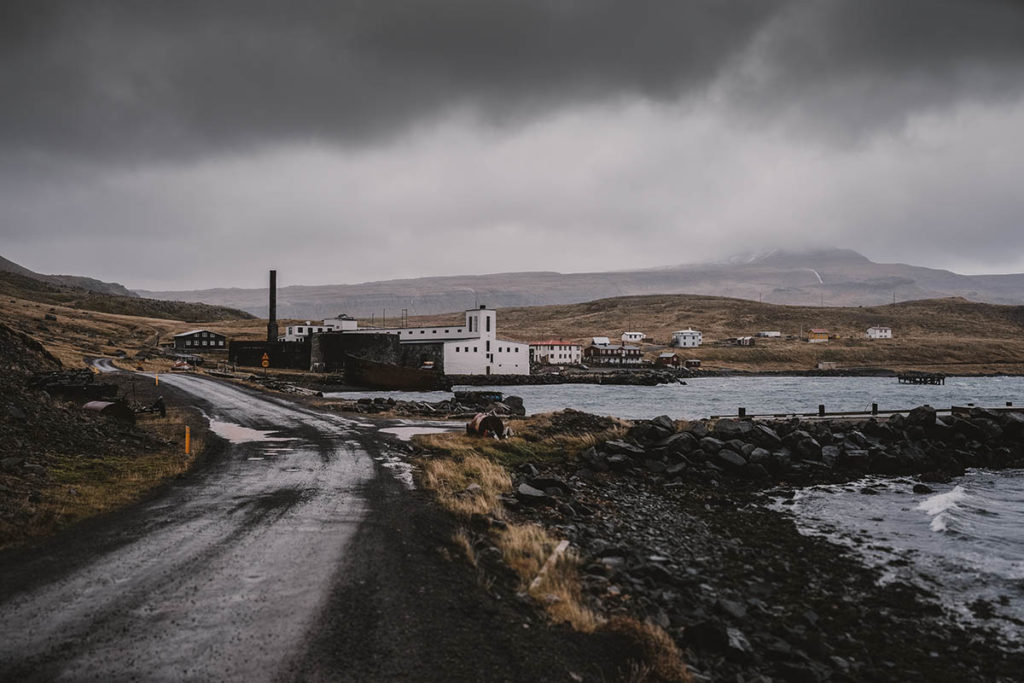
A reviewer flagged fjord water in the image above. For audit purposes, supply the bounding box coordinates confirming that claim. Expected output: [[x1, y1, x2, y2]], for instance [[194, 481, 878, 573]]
[[328, 375, 1024, 420], [782, 471, 1024, 639]]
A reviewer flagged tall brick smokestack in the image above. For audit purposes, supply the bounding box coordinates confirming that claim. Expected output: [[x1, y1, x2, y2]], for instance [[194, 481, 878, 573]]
[[267, 269, 278, 343]]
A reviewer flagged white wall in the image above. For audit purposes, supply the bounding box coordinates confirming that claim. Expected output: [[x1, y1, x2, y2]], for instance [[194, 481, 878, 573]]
[[531, 344, 582, 364], [444, 337, 529, 375]]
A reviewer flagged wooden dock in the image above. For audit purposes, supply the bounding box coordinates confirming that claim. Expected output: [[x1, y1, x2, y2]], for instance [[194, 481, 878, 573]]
[[897, 372, 946, 385]]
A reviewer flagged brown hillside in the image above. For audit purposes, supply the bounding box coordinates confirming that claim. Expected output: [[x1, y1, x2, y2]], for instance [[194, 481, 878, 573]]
[[406, 295, 1024, 373], [0, 271, 254, 323]]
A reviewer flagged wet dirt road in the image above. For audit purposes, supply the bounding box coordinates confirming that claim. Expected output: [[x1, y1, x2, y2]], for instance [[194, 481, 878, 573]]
[[0, 374, 376, 681]]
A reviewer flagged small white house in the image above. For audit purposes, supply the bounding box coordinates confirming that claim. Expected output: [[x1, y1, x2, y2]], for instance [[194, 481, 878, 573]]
[[323, 314, 358, 331], [530, 340, 582, 365], [757, 331, 782, 338], [283, 315, 359, 342], [621, 331, 646, 344], [591, 336, 611, 346], [867, 326, 892, 339], [671, 329, 702, 348]]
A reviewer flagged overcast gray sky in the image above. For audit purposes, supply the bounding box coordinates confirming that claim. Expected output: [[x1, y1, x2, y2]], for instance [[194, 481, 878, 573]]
[[2, 0, 1024, 290]]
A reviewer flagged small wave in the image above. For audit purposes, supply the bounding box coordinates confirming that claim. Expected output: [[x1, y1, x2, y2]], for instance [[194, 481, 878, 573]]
[[930, 513, 950, 533], [917, 485, 967, 517]]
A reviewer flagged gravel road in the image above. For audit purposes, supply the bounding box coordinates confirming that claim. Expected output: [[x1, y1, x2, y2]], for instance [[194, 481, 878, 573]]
[[0, 374, 375, 681]]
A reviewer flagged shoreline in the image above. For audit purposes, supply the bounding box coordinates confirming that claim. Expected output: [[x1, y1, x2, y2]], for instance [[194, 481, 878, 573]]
[[413, 406, 1024, 680]]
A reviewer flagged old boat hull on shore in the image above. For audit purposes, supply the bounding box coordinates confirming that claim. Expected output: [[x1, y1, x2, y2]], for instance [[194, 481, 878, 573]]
[[343, 354, 452, 391]]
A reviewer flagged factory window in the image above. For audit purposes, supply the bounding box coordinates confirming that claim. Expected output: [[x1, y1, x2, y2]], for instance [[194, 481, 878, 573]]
[[474, 347, 478, 353], [432, 330, 437, 334], [420, 330, 425, 334], [455, 347, 460, 352], [486, 316, 491, 332], [486, 341, 490, 352]]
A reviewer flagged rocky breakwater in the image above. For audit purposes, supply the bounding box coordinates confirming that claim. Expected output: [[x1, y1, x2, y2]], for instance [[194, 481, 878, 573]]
[[589, 404, 1024, 489], [501, 407, 1024, 681]]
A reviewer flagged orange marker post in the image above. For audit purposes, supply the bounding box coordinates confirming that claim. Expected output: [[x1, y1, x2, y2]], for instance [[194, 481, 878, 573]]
[[185, 426, 190, 455]]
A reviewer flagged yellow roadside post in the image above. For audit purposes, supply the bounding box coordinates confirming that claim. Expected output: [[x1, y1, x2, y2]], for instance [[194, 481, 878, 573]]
[[155, 373, 159, 387], [185, 426, 190, 455]]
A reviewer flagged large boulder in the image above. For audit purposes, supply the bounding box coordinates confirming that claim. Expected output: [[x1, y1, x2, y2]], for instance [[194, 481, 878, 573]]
[[751, 424, 783, 448], [699, 436, 725, 454], [604, 440, 646, 457], [713, 449, 747, 470], [907, 405, 937, 428], [713, 419, 755, 439], [657, 431, 699, 454]]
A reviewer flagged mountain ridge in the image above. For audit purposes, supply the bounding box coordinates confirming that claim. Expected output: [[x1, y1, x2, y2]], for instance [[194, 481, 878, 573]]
[[134, 248, 1024, 319], [0, 255, 137, 298]]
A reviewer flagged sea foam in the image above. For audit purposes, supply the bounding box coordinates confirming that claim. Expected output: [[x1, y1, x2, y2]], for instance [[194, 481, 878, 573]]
[[917, 485, 967, 532]]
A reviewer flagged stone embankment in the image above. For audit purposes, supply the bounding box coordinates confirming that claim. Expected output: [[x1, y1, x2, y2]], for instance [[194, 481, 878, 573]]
[[579, 404, 1024, 488], [328, 394, 526, 418], [451, 369, 679, 386], [493, 406, 1024, 681]]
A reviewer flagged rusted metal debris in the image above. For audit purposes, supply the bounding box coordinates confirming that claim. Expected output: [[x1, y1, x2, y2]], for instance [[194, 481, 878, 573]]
[[466, 413, 508, 439]]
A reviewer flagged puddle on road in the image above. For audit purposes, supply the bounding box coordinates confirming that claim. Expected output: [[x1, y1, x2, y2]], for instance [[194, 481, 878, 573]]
[[209, 419, 291, 444], [379, 426, 458, 441]]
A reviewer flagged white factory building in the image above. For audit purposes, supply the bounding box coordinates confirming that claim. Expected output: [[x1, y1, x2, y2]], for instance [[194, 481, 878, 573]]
[[345, 306, 529, 376], [671, 329, 703, 348], [282, 315, 358, 342], [621, 331, 646, 343], [866, 326, 893, 339]]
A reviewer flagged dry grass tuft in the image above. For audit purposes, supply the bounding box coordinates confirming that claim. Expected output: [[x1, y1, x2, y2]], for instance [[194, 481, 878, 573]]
[[496, 522, 604, 633], [418, 446, 512, 518], [602, 617, 692, 683], [452, 527, 477, 567]]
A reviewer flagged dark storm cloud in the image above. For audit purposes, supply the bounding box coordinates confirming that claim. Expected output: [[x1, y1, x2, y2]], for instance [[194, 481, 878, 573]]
[[4, 0, 1023, 163]]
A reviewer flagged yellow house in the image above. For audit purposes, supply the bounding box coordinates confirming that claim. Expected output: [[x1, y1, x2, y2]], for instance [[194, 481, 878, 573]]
[[808, 329, 830, 343]]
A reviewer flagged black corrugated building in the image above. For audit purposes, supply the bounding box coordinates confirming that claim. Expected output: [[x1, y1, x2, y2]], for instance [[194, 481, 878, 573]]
[[174, 329, 227, 351]]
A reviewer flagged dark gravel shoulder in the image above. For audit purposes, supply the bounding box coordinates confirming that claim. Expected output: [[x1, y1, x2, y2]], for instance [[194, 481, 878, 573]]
[[295, 441, 641, 683]]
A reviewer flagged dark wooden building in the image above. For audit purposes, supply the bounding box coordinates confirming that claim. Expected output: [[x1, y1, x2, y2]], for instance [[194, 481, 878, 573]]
[[173, 329, 227, 351]]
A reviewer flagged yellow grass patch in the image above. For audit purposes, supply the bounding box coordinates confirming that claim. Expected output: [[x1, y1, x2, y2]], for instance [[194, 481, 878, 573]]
[[602, 617, 693, 683], [2, 408, 206, 549], [419, 448, 512, 518]]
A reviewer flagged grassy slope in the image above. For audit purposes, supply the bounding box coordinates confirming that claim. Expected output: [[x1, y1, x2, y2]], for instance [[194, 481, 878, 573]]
[[0, 271, 254, 323]]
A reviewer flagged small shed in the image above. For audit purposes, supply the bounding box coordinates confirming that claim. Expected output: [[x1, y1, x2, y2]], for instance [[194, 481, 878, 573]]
[[656, 352, 681, 367], [684, 359, 701, 369], [808, 329, 830, 343]]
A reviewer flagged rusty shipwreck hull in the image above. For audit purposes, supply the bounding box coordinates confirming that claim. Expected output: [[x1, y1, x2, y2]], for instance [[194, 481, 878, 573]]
[[343, 355, 452, 391]]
